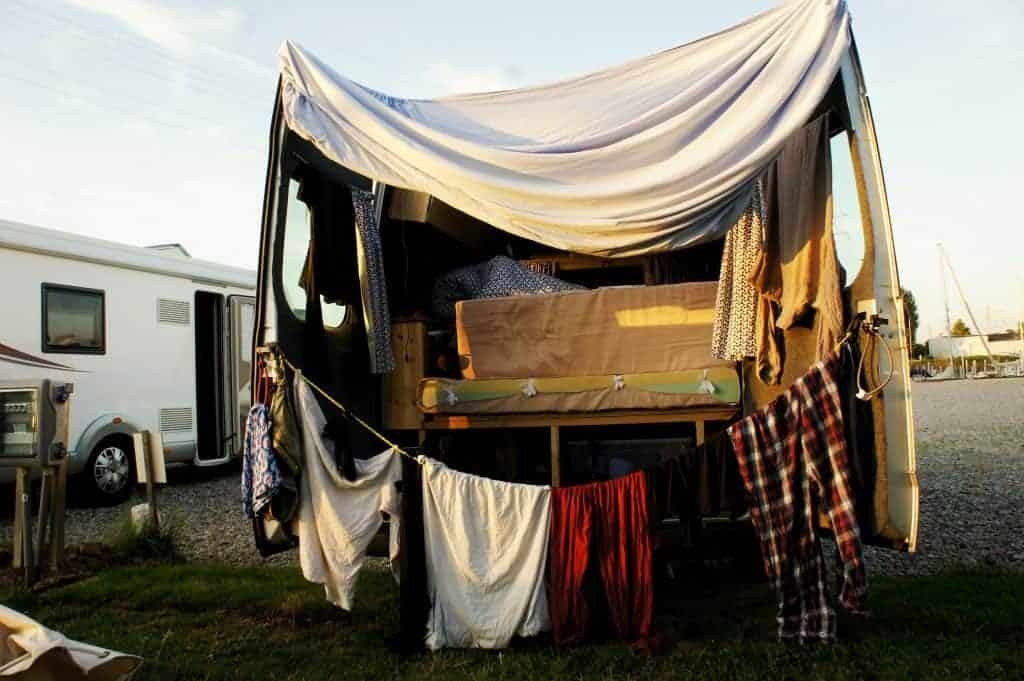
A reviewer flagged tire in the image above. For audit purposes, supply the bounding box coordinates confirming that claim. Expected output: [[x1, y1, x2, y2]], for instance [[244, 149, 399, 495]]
[[85, 436, 135, 504]]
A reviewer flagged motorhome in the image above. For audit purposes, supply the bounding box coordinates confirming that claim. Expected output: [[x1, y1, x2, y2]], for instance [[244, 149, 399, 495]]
[[0, 220, 256, 501], [251, 0, 919, 624]]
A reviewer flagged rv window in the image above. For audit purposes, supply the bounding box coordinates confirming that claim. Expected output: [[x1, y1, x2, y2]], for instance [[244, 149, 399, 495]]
[[831, 131, 866, 286], [41, 284, 105, 354], [281, 179, 347, 327]]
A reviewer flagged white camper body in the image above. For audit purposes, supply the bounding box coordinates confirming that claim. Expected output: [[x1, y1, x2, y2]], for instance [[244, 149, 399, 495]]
[[0, 219, 256, 500]]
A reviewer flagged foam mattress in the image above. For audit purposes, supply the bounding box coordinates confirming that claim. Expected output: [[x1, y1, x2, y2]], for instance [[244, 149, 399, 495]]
[[456, 281, 726, 380], [418, 366, 740, 415]]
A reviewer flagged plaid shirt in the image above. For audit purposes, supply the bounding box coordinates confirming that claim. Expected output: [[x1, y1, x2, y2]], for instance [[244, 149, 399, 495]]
[[728, 353, 867, 641]]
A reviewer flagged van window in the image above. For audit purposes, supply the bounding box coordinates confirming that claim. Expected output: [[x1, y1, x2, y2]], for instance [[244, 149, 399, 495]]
[[281, 179, 347, 327], [831, 132, 866, 286], [42, 284, 105, 354]]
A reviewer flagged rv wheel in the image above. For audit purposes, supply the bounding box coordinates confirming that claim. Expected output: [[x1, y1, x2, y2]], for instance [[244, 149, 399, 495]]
[[86, 436, 135, 504]]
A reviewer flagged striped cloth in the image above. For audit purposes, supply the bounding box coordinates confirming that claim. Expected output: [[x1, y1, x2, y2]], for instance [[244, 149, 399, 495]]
[[727, 353, 867, 641]]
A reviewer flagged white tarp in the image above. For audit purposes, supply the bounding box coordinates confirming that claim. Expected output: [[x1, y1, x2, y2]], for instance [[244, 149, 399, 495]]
[[277, 0, 850, 257]]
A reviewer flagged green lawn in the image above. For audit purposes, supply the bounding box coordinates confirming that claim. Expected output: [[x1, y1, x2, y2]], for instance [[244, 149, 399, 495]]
[[2, 565, 1022, 681]]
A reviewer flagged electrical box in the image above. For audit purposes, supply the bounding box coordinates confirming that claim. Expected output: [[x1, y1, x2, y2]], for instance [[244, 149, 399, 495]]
[[0, 379, 73, 468]]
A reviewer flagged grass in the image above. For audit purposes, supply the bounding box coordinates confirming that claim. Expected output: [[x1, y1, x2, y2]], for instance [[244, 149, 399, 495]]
[[105, 510, 184, 565], [1, 565, 1022, 681]]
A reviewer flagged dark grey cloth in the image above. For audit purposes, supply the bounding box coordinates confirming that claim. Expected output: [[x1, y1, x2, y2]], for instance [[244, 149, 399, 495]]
[[432, 255, 585, 321], [351, 188, 395, 374]]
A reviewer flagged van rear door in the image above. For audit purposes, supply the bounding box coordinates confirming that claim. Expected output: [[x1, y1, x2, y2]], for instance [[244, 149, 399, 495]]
[[838, 45, 919, 552], [228, 295, 256, 457]]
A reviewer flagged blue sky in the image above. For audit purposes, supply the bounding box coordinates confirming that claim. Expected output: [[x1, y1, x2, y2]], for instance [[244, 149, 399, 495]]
[[1, 0, 1021, 339]]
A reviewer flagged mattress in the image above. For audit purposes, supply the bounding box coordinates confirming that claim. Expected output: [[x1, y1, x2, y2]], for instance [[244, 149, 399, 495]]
[[418, 366, 740, 415], [456, 281, 726, 380]]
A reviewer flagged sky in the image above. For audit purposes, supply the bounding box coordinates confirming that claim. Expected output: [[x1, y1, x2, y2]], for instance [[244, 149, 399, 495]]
[[1, 0, 1022, 340]]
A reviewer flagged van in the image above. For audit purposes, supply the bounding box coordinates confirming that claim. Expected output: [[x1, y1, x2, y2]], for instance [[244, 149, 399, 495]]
[[252, 4, 918, 568], [0, 221, 256, 501]]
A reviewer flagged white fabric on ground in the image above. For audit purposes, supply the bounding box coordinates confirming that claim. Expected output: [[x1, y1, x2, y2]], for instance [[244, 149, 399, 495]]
[[0, 605, 141, 679], [420, 457, 551, 650], [293, 373, 402, 610], [277, 0, 850, 257]]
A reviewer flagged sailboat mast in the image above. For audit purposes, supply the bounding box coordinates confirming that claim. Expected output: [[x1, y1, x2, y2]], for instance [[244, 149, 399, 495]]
[[939, 243, 953, 363], [941, 244, 996, 363]]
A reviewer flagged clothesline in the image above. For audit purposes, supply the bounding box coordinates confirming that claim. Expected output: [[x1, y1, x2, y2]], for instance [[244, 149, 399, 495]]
[[278, 353, 422, 464]]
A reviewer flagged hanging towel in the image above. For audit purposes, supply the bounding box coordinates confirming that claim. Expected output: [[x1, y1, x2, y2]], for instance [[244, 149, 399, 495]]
[[711, 179, 765, 360], [549, 471, 654, 648], [752, 115, 844, 384], [241, 403, 288, 519], [293, 373, 402, 610], [420, 457, 551, 650], [727, 353, 867, 642], [351, 188, 395, 374]]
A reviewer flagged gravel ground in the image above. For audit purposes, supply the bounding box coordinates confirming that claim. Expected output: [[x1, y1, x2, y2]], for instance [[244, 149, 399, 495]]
[[2, 378, 1023, 574]]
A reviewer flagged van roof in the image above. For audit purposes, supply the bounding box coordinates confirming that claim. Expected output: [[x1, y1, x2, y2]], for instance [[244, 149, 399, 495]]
[[0, 218, 256, 290]]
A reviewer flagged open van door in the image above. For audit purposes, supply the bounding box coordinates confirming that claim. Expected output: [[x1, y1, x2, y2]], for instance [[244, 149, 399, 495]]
[[228, 295, 256, 457], [838, 44, 919, 552]]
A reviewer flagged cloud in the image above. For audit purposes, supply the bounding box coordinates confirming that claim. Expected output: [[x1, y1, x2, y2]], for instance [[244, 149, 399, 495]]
[[60, 0, 245, 54], [423, 62, 523, 96]]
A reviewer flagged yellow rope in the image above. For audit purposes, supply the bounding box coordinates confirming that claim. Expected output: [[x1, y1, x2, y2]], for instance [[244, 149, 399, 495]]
[[277, 353, 421, 464]]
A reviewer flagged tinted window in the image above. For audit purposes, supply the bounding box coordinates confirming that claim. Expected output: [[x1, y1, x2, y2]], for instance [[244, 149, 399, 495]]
[[42, 284, 105, 354]]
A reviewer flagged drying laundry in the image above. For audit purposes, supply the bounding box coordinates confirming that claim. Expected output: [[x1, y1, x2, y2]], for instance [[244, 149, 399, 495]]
[[419, 457, 551, 650], [351, 187, 395, 374], [711, 179, 766, 360], [241, 403, 284, 519], [432, 255, 584, 322], [549, 471, 654, 648], [293, 373, 402, 610], [752, 115, 844, 384], [727, 353, 868, 642]]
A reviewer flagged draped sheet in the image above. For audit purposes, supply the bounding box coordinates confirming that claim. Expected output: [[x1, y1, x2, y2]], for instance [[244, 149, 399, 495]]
[[277, 0, 850, 257]]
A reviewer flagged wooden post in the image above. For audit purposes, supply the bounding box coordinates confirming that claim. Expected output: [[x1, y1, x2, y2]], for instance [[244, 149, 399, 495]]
[[12, 467, 27, 569], [34, 466, 53, 571], [15, 467, 35, 586], [695, 420, 706, 447], [549, 425, 561, 487], [49, 458, 68, 572], [140, 430, 160, 531]]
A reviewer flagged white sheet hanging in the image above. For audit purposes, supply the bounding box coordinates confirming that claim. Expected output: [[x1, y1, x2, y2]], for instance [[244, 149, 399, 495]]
[[420, 457, 551, 650], [293, 374, 402, 610], [277, 0, 850, 257]]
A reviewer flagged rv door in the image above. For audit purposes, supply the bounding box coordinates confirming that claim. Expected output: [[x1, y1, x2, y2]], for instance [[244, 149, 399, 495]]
[[839, 45, 919, 552], [228, 295, 256, 458]]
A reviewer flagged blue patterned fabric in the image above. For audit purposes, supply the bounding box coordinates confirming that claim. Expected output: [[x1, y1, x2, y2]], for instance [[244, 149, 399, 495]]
[[242, 403, 282, 519]]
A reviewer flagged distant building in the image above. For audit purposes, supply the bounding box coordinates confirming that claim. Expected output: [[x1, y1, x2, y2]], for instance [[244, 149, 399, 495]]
[[927, 331, 1022, 358]]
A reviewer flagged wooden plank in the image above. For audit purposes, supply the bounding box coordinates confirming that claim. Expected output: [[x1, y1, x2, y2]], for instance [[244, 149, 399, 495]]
[[49, 458, 68, 572], [549, 425, 561, 487], [382, 321, 427, 430], [695, 420, 706, 446], [140, 430, 160, 531], [34, 467, 53, 571], [422, 406, 738, 431], [12, 467, 27, 569]]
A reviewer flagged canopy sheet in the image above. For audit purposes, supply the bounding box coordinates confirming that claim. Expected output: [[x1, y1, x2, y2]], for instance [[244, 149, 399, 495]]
[[278, 0, 850, 257]]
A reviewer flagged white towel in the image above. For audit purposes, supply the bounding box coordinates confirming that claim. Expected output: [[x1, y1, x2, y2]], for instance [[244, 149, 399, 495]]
[[293, 374, 402, 610], [420, 457, 551, 650]]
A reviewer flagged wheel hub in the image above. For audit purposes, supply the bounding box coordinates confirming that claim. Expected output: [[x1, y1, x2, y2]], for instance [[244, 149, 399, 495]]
[[93, 446, 130, 495]]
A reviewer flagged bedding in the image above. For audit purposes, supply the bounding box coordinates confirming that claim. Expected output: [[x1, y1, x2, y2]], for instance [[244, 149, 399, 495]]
[[456, 281, 726, 380]]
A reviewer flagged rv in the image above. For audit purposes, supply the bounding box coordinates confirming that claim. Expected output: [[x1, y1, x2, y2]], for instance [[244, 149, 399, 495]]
[[0, 220, 256, 502], [252, 0, 918, 598]]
